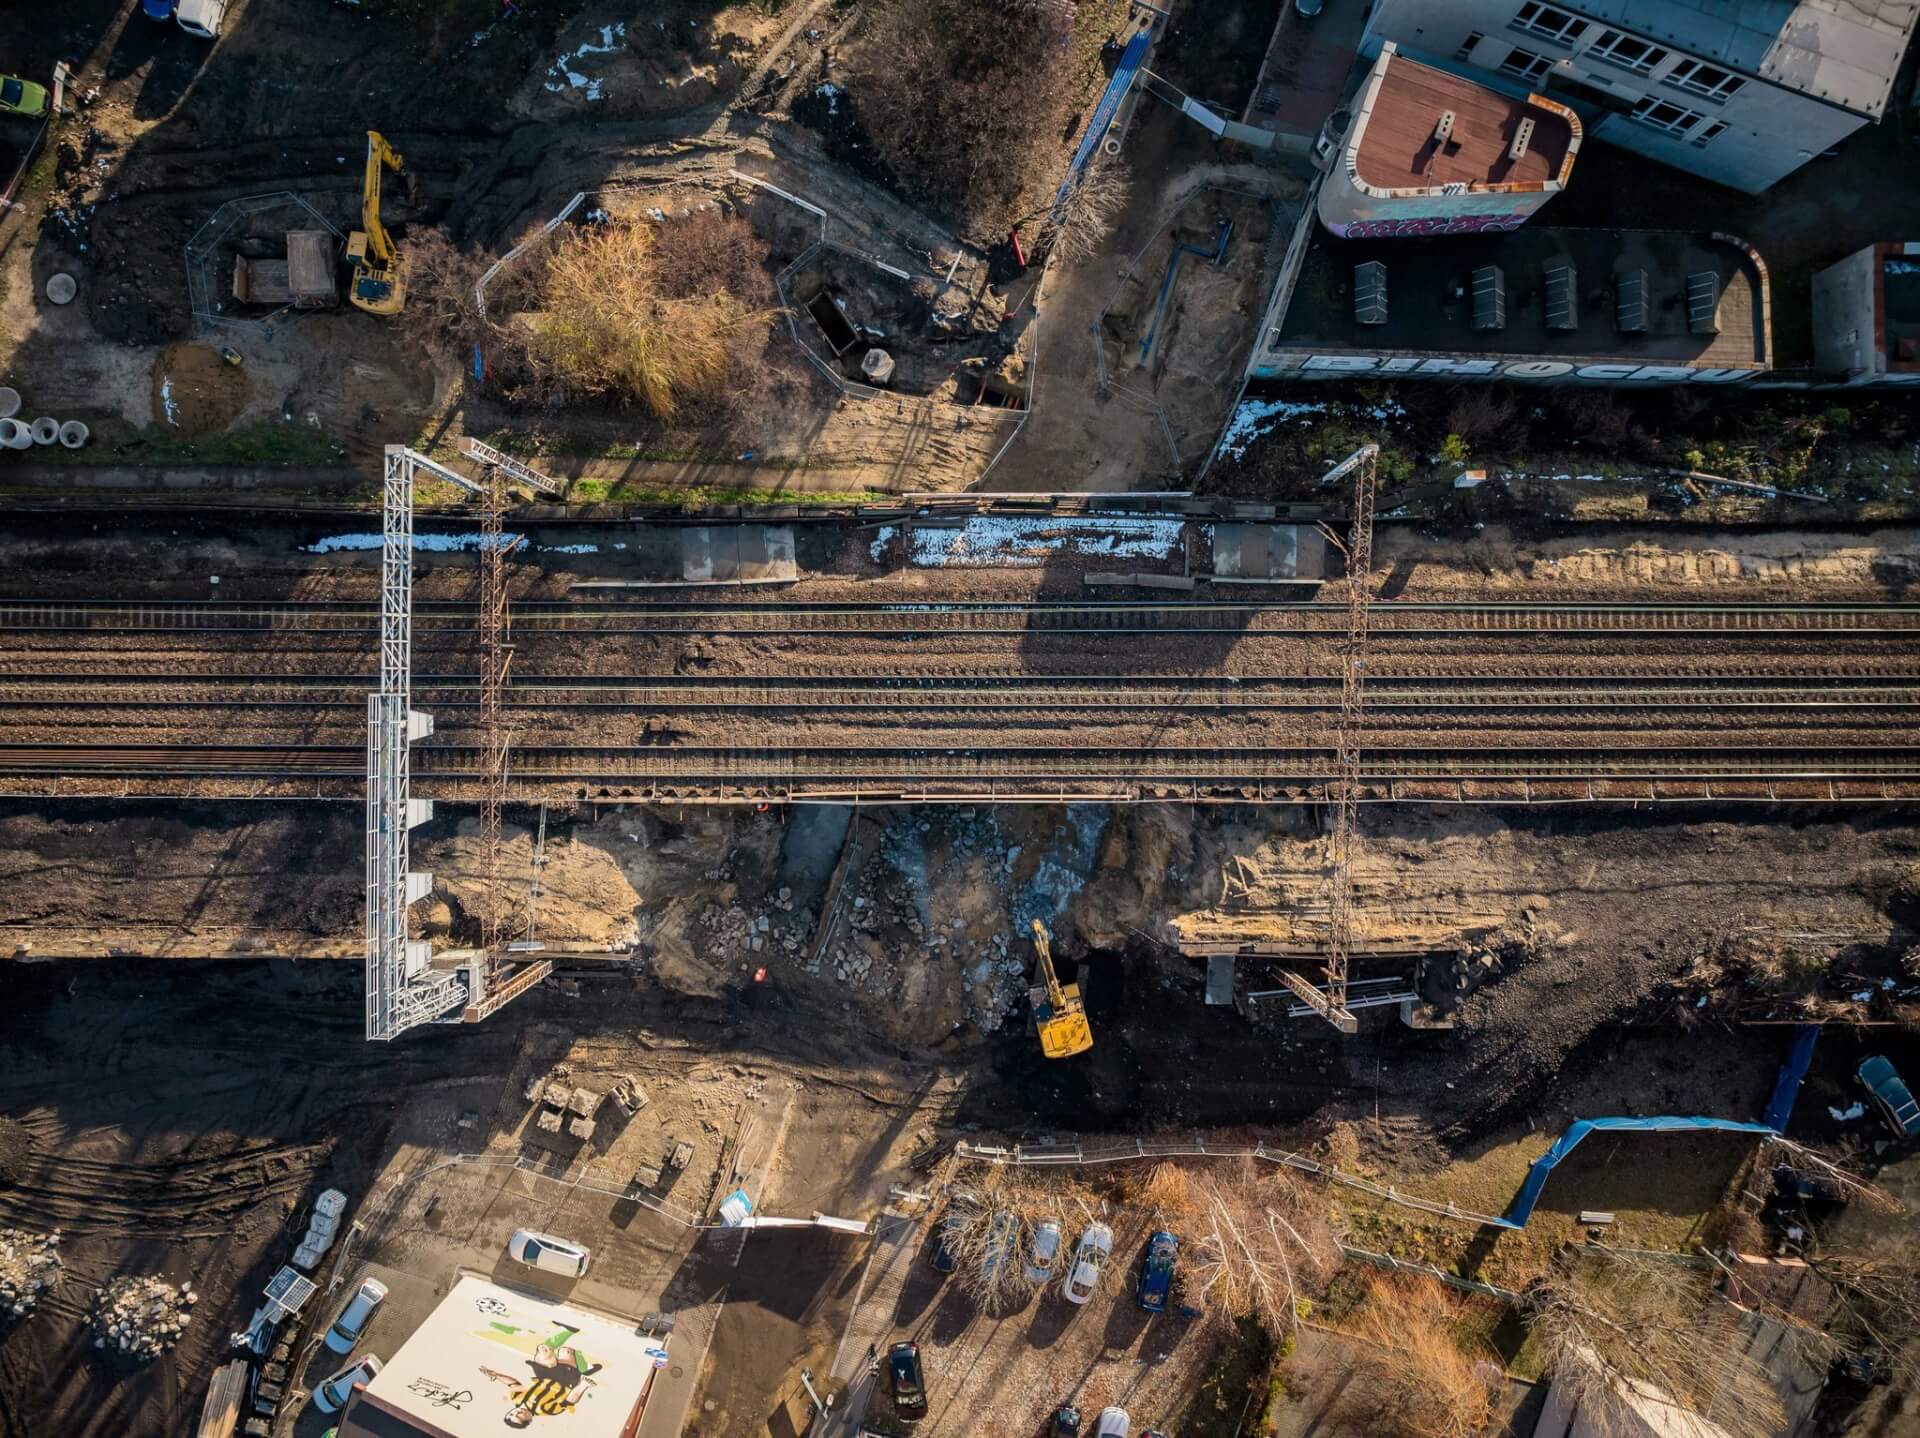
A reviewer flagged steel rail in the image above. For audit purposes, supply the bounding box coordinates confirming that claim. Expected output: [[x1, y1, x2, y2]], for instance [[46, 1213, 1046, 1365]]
[[4, 743, 1919, 782]]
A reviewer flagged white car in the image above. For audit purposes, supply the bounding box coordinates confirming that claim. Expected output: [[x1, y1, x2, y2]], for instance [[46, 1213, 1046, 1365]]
[[313, 1354, 382, 1414], [176, 0, 227, 36], [1025, 1218, 1062, 1284], [507, 1229, 591, 1277], [981, 1209, 1020, 1282], [1094, 1406, 1131, 1437], [324, 1277, 387, 1355], [1062, 1222, 1113, 1304]]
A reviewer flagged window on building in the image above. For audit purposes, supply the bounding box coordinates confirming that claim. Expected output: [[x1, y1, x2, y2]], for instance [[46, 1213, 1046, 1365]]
[[1666, 58, 1745, 101], [1500, 46, 1554, 82], [1454, 31, 1486, 62], [1690, 119, 1728, 147], [1587, 28, 1668, 75], [1512, 2, 1588, 44], [1630, 95, 1708, 134]]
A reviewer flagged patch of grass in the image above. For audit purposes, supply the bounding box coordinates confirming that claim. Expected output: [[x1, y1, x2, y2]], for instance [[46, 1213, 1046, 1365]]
[[27, 418, 351, 468], [1177, 1315, 1276, 1438]]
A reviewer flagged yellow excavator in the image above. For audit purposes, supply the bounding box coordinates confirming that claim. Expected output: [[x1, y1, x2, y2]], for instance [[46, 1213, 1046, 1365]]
[[347, 130, 407, 316], [1028, 920, 1093, 1059]]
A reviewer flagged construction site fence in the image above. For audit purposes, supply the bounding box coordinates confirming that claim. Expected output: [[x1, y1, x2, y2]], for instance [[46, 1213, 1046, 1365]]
[[953, 1138, 1511, 1230], [185, 191, 345, 332], [1338, 1243, 1521, 1303]]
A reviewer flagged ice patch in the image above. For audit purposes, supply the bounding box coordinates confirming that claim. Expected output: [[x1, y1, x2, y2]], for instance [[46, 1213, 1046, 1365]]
[[1829, 1102, 1865, 1122], [543, 22, 624, 99], [905, 515, 1184, 568], [160, 376, 179, 428]]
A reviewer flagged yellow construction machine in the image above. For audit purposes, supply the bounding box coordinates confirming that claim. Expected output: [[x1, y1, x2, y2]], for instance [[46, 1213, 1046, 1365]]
[[1028, 919, 1093, 1059], [347, 130, 407, 316]]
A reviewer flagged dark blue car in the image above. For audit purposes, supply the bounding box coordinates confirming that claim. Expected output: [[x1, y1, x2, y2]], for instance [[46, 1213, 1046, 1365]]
[[1858, 1055, 1920, 1137], [1136, 1230, 1178, 1312], [143, 0, 176, 18], [1051, 1406, 1081, 1437]]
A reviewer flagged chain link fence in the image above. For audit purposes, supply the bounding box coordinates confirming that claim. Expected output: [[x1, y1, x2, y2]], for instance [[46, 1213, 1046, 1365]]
[[185, 191, 343, 332]]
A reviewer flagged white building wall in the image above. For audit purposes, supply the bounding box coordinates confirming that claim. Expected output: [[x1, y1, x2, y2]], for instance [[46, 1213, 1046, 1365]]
[[1361, 0, 1870, 193], [1811, 245, 1881, 375]]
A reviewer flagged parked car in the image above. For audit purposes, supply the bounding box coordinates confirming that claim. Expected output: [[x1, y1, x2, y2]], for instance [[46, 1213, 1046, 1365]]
[[888, 1341, 927, 1422], [1093, 1407, 1131, 1438], [506, 1229, 591, 1277], [0, 76, 49, 119], [323, 1277, 388, 1355], [1026, 1218, 1063, 1284], [930, 1211, 962, 1273], [1136, 1230, 1178, 1312], [142, 0, 176, 19], [312, 1355, 382, 1415], [175, 0, 228, 37], [981, 1209, 1020, 1281], [1063, 1222, 1113, 1305], [1051, 1404, 1082, 1436], [1857, 1056, 1920, 1137]]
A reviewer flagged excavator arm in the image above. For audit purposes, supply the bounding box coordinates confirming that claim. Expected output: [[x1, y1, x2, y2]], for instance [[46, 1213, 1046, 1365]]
[[1028, 920, 1093, 1059], [347, 130, 407, 316], [360, 131, 404, 265]]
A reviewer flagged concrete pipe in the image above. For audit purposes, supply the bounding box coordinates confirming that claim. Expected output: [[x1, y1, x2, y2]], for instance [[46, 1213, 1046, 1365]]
[[30, 417, 59, 445], [0, 418, 33, 450], [58, 420, 88, 449], [0, 387, 18, 420], [1103, 136, 1123, 157]]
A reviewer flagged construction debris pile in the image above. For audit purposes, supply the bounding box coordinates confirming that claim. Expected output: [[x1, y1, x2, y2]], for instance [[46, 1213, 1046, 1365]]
[[89, 1275, 195, 1360], [0, 1228, 61, 1319]]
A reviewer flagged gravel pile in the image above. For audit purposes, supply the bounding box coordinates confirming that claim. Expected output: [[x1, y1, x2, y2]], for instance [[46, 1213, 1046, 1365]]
[[0, 1227, 61, 1319], [89, 1275, 196, 1360]]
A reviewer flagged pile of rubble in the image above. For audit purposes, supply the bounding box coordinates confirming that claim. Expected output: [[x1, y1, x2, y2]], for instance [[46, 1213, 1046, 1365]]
[[89, 1275, 196, 1360], [698, 887, 809, 965], [0, 1227, 62, 1319]]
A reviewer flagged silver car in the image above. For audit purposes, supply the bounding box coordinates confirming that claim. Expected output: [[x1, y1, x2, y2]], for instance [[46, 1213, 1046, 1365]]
[[1063, 1222, 1113, 1304], [507, 1229, 591, 1277], [323, 1277, 387, 1355], [1025, 1218, 1063, 1283], [981, 1209, 1021, 1282]]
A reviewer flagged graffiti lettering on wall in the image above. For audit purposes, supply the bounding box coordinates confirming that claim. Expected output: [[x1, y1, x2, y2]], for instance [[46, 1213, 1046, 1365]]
[[1257, 352, 1764, 384], [1330, 214, 1529, 240]]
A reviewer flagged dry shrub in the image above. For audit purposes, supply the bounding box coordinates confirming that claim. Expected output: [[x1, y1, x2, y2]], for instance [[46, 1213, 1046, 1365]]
[[519, 221, 773, 420], [1442, 387, 1521, 453], [1124, 1161, 1202, 1216], [406, 227, 490, 360], [941, 1170, 1101, 1310], [1041, 157, 1130, 267], [1346, 1276, 1499, 1438], [1525, 1253, 1788, 1438], [852, 0, 1087, 234], [1183, 1159, 1338, 1335]]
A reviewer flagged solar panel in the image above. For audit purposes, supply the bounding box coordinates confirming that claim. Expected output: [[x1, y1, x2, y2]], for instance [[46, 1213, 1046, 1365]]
[[1686, 270, 1720, 334], [1544, 263, 1578, 331], [1615, 270, 1649, 333], [1354, 261, 1388, 325], [1471, 265, 1506, 332]]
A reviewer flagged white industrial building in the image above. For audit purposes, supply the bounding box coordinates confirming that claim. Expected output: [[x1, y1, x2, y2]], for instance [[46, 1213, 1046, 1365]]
[[1355, 0, 1919, 193]]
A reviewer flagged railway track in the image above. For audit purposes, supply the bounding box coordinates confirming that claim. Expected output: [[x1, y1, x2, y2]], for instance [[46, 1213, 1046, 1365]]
[[2, 599, 1919, 637]]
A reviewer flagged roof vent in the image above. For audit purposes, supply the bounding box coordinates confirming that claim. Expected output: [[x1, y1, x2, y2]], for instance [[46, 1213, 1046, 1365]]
[[1544, 263, 1578, 331], [1508, 116, 1535, 162], [1433, 110, 1456, 144], [1615, 270, 1649, 333], [1686, 271, 1720, 334], [1354, 261, 1389, 325], [1471, 266, 1507, 331]]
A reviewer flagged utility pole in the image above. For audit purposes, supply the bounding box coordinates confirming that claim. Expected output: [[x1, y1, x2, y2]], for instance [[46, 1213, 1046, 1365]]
[[1281, 445, 1377, 1034]]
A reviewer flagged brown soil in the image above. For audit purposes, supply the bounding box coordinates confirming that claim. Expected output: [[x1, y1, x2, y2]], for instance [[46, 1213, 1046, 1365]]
[[150, 345, 249, 436], [0, 1118, 29, 1188]]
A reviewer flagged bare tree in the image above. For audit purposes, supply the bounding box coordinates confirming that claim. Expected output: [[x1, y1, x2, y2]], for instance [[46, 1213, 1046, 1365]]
[[1525, 1252, 1787, 1438], [1803, 1253, 1920, 1383], [1181, 1160, 1338, 1335], [938, 1171, 1100, 1310], [1037, 158, 1131, 267], [1346, 1275, 1500, 1438]]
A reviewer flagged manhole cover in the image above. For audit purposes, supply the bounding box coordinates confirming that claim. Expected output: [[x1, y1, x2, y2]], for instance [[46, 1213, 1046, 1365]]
[[46, 273, 77, 305], [671, 1366, 684, 1379]]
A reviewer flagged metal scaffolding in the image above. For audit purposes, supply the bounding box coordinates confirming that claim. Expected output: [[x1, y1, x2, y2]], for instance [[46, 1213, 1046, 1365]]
[[366, 445, 467, 1040]]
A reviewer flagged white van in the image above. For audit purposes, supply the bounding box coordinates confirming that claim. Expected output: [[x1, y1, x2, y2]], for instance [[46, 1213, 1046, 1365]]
[[176, 0, 227, 38]]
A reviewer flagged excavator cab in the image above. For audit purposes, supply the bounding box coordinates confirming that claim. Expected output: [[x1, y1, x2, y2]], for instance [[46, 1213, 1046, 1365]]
[[1028, 920, 1093, 1059]]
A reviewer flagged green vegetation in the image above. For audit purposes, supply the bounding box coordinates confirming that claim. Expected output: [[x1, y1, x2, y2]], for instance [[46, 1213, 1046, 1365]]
[[26, 419, 350, 468]]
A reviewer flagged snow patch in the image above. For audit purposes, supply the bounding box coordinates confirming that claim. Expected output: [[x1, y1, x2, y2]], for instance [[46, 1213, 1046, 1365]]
[[543, 23, 625, 100], [905, 515, 1184, 568], [1829, 1102, 1865, 1122], [815, 82, 842, 115], [1216, 397, 1326, 459], [868, 525, 897, 562], [304, 532, 523, 555], [160, 376, 179, 428]]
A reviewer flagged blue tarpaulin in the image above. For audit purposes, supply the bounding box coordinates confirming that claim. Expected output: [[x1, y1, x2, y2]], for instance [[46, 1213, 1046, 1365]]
[[1052, 24, 1153, 212], [1494, 1116, 1780, 1230], [1761, 1023, 1820, 1132]]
